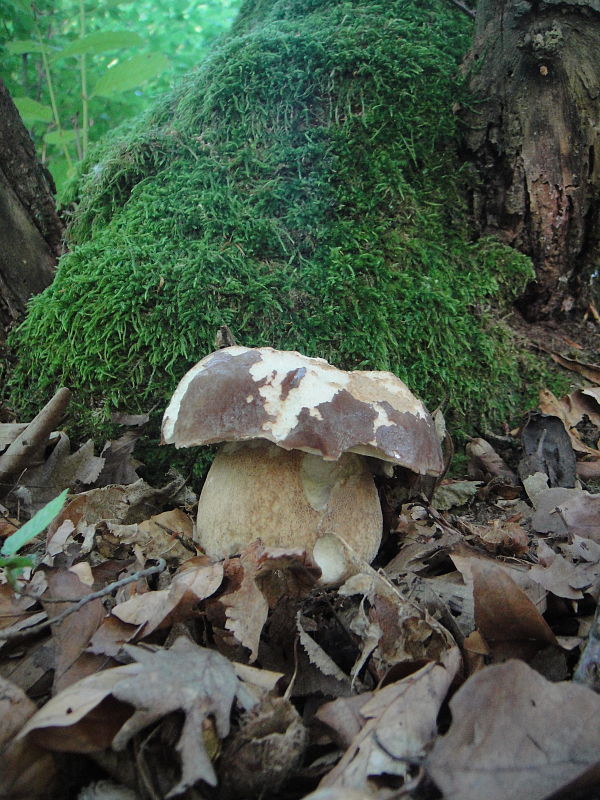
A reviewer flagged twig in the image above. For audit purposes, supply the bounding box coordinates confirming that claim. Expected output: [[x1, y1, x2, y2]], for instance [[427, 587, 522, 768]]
[[0, 558, 166, 642], [0, 387, 70, 489], [448, 0, 476, 18]]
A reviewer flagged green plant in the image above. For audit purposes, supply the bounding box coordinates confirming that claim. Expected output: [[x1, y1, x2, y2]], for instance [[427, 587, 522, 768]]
[[1, 0, 240, 195], [0, 489, 68, 586]]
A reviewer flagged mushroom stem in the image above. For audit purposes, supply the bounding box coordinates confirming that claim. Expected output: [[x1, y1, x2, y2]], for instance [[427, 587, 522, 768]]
[[195, 440, 382, 584]]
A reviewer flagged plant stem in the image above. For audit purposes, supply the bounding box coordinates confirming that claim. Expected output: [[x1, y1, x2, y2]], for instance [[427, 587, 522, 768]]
[[79, 0, 89, 158], [32, 10, 73, 169]]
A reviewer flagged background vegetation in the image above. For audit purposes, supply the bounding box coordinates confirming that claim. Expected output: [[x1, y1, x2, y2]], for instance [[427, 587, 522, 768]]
[[4, 0, 568, 477], [1, 0, 240, 196]]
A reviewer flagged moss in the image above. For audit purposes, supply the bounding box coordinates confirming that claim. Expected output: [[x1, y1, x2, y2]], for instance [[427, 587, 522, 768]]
[[8, 0, 549, 462]]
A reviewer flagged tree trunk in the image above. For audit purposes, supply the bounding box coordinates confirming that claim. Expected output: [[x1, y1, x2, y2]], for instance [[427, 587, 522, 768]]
[[0, 79, 63, 334], [461, 0, 600, 319]]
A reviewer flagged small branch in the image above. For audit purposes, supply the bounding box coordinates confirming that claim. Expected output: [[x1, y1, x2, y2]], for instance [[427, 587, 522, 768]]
[[0, 387, 70, 489], [448, 0, 476, 18], [0, 558, 166, 642]]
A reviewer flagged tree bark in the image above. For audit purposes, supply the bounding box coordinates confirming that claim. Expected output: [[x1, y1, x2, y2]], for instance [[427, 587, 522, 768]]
[[461, 0, 600, 318], [0, 79, 63, 333]]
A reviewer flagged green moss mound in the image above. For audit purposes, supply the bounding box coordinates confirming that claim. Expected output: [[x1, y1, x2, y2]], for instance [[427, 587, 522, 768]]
[[9, 0, 546, 450]]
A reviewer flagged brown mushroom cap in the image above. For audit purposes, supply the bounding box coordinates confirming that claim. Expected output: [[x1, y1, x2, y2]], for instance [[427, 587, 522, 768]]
[[162, 346, 443, 475]]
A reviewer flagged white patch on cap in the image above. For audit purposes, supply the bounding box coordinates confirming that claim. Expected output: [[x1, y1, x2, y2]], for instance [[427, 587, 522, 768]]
[[248, 350, 349, 441]]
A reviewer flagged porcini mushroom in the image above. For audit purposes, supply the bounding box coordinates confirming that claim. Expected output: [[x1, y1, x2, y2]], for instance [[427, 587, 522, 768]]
[[162, 347, 443, 584]]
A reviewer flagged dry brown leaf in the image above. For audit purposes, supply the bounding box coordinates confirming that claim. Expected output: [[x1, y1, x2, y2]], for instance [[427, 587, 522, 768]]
[[112, 556, 223, 637], [460, 518, 529, 555], [17, 434, 104, 514], [297, 611, 351, 684], [340, 573, 461, 679], [97, 508, 196, 563], [538, 388, 600, 457], [0, 676, 56, 799], [576, 460, 600, 479], [219, 695, 306, 798], [316, 694, 375, 749], [88, 615, 140, 658], [95, 431, 143, 487], [320, 662, 456, 790], [43, 566, 106, 693], [546, 351, 600, 384], [18, 663, 142, 752], [47, 479, 181, 548], [212, 541, 276, 662], [0, 584, 39, 640], [470, 558, 557, 660], [0, 422, 27, 451], [431, 479, 481, 510], [452, 549, 548, 615], [466, 438, 518, 484], [111, 638, 255, 797], [531, 487, 600, 542], [426, 659, 600, 800], [528, 539, 593, 600]]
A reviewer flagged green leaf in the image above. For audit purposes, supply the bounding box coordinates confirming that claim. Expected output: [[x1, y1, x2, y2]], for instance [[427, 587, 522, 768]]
[[0, 555, 35, 569], [1, 489, 68, 557], [44, 129, 79, 145], [92, 52, 170, 97], [5, 0, 33, 15], [5, 39, 45, 55], [55, 30, 144, 59], [13, 96, 53, 123]]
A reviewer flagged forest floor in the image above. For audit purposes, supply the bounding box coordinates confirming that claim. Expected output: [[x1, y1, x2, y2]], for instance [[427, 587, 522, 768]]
[[1, 310, 600, 800]]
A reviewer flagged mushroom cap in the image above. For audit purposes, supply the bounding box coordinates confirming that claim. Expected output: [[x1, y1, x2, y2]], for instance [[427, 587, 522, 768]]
[[162, 346, 443, 475]]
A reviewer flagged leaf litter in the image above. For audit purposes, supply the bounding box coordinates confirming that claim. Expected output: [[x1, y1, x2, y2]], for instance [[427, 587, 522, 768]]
[[2, 383, 600, 799]]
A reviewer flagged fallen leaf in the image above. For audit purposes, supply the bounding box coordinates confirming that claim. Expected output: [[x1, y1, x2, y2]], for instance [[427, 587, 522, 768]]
[[112, 638, 255, 796], [43, 566, 106, 693], [466, 438, 518, 484], [18, 434, 104, 514], [426, 659, 600, 800], [0, 423, 27, 452], [95, 431, 143, 487], [538, 389, 600, 457], [87, 615, 140, 658], [316, 694, 375, 749], [470, 557, 556, 661], [0, 676, 56, 798], [219, 695, 306, 798], [546, 351, 600, 384], [319, 662, 456, 790], [112, 556, 223, 636], [341, 573, 461, 680], [209, 542, 270, 662], [18, 663, 141, 751], [297, 611, 350, 684], [528, 539, 592, 600], [531, 487, 600, 542], [431, 480, 481, 510], [459, 518, 529, 555], [97, 508, 196, 563]]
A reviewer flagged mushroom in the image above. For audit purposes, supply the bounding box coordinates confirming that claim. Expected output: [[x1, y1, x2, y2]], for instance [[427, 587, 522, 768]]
[[162, 347, 443, 584]]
